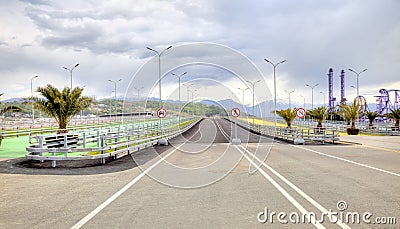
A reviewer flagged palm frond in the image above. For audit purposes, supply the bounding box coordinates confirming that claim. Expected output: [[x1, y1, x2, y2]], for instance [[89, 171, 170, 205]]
[[32, 84, 94, 132], [274, 108, 297, 127], [0, 105, 22, 115]]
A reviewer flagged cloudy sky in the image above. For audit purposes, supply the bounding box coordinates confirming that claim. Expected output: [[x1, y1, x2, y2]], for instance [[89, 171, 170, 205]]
[[1, 0, 399, 107]]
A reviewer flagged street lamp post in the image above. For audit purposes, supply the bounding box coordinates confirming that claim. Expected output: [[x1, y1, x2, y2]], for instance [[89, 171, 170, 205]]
[[348, 68, 367, 98], [320, 91, 326, 107], [147, 46, 172, 108], [109, 91, 114, 120], [264, 59, 286, 133], [246, 80, 261, 127], [191, 89, 198, 117], [284, 89, 295, 109], [300, 95, 306, 109], [147, 46, 172, 144], [134, 86, 144, 116], [31, 75, 39, 124], [183, 83, 193, 102], [108, 79, 122, 121], [238, 87, 249, 113], [171, 72, 187, 104], [171, 72, 188, 124], [300, 95, 306, 127], [63, 63, 79, 89], [350, 85, 357, 97], [81, 85, 87, 117], [134, 86, 144, 98], [305, 83, 319, 109]]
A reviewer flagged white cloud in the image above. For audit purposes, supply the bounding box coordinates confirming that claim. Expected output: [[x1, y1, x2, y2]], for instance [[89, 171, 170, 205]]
[[0, 0, 399, 111]]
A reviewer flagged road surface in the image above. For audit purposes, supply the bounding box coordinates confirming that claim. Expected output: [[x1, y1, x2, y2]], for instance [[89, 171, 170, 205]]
[[1, 118, 399, 228]]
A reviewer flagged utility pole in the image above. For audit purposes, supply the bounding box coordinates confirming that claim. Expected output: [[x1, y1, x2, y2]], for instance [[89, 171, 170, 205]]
[[246, 80, 261, 127], [63, 63, 79, 89], [306, 83, 319, 109], [30, 75, 38, 124], [285, 89, 295, 109], [108, 79, 122, 121], [348, 68, 367, 98], [264, 59, 286, 133]]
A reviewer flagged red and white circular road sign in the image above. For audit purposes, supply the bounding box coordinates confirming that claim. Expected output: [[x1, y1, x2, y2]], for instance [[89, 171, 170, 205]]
[[296, 108, 306, 118], [231, 108, 240, 118], [156, 108, 167, 118]]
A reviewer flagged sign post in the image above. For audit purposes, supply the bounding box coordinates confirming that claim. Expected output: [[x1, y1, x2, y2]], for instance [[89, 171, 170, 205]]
[[156, 108, 168, 145], [156, 108, 167, 119], [296, 107, 306, 119], [231, 108, 241, 145], [294, 108, 306, 145], [296, 107, 306, 127]]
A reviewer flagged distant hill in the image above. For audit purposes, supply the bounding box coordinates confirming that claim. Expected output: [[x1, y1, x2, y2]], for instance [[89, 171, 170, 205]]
[[2, 98, 22, 103]]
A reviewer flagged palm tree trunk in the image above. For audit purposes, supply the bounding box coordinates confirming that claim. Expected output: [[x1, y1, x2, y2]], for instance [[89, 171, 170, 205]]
[[351, 120, 356, 129], [57, 122, 69, 134]]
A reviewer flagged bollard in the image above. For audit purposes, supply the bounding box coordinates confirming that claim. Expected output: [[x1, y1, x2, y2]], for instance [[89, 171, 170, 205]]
[[82, 132, 86, 148], [96, 130, 100, 146], [51, 152, 56, 168], [63, 134, 68, 157], [100, 135, 106, 164], [37, 136, 44, 162]]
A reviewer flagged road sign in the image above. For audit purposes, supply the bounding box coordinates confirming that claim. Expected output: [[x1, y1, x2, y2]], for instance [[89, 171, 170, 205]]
[[231, 108, 240, 118], [156, 108, 167, 118], [296, 108, 306, 118]]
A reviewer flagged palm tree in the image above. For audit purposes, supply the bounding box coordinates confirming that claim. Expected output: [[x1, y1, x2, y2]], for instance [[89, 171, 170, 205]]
[[32, 84, 95, 134], [364, 111, 379, 127], [274, 108, 297, 128], [0, 93, 22, 115], [338, 98, 363, 134], [308, 106, 328, 128], [386, 108, 400, 128]]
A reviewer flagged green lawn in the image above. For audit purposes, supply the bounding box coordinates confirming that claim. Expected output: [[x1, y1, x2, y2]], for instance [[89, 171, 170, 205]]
[[0, 136, 30, 158]]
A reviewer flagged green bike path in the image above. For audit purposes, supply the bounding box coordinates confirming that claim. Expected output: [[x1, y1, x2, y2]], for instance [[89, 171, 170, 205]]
[[0, 136, 30, 158]]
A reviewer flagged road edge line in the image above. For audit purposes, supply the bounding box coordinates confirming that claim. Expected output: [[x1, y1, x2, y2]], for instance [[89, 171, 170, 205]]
[[290, 145, 400, 177], [238, 145, 350, 229]]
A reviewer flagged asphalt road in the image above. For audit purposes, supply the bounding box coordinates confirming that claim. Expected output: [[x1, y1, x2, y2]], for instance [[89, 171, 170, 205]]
[[1, 118, 399, 228]]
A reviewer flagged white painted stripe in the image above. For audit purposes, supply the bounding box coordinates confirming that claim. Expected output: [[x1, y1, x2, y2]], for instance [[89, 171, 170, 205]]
[[291, 145, 400, 177], [71, 144, 184, 229], [71, 120, 205, 228], [234, 145, 325, 229], [238, 145, 350, 229]]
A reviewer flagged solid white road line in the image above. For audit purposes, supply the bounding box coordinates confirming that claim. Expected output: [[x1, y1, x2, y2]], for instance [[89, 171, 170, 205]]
[[238, 145, 351, 229], [291, 144, 400, 177], [234, 145, 326, 229], [71, 120, 206, 228], [70, 145, 182, 229]]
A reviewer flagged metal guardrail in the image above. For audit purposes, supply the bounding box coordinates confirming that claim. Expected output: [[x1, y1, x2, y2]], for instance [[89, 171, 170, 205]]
[[292, 119, 400, 136], [25, 118, 201, 167], [229, 118, 339, 144], [0, 117, 160, 139]]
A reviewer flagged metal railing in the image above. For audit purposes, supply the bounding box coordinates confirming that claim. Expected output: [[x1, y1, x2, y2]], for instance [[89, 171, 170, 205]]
[[0, 116, 159, 138], [291, 119, 400, 136], [229, 118, 339, 144], [25, 117, 201, 167]]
